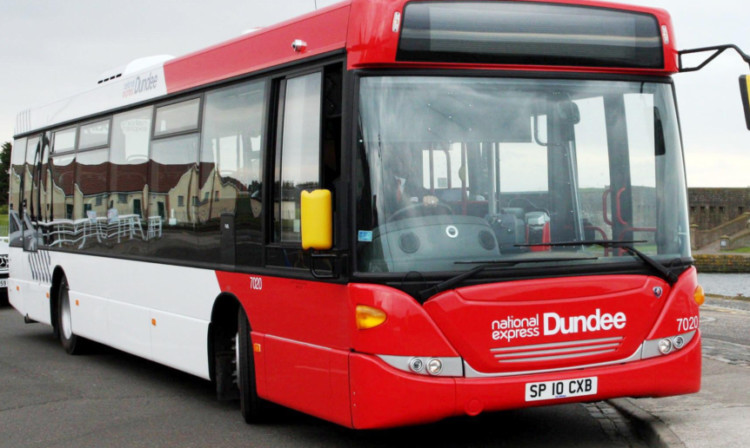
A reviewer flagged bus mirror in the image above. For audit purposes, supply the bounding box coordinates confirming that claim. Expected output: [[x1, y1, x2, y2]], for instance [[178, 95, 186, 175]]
[[740, 75, 750, 130], [301, 189, 333, 250]]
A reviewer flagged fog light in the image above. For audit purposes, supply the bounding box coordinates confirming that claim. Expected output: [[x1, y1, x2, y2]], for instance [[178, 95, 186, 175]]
[[427, 359, 443, 375], [673, 335, 685, 349], [658, 338, 673, 354], [409, 358, 424, 373]]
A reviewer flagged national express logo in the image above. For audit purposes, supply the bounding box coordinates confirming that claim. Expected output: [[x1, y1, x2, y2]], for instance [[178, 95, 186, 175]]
[[122, 72, 160, 98], [491, 309, 627, 342]]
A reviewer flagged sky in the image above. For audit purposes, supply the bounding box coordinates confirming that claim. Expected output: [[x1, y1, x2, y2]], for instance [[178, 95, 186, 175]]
[[1, 0, 749, 187]]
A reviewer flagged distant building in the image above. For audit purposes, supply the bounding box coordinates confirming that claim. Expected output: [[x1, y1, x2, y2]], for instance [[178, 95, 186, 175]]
[[688, 188, 750, 230]]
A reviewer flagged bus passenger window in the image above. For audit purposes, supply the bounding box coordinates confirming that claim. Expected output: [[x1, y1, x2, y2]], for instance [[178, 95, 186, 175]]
[[107, 107, 152, 254], [9, 138, 27, 247], [78, 120, 110, 150], [199, 80, 267, 266]]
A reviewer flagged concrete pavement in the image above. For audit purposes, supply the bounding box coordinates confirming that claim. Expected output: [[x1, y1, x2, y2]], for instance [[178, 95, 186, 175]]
[[610, 294, 750, 448]]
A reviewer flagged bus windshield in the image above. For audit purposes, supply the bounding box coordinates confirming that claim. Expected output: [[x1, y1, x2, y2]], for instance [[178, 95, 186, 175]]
[[356, 76, 690, 273]]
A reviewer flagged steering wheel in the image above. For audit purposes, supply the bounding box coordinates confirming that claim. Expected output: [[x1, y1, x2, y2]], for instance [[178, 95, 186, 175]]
[[388, 202, 454, 222]]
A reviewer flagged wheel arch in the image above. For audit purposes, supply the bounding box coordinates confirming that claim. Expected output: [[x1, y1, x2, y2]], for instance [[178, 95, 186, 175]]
[[49, 266, 67, 339], [207, 292, 243, 383]]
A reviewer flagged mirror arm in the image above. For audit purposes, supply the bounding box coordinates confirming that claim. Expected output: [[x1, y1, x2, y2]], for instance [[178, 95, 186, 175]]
[[679, 44, 750, 73]]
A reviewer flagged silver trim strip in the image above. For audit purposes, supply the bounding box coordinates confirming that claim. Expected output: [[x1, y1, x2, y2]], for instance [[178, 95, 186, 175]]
[[465, 347, 643, 378], [497, 348, 617, 363], [465, 330, 698, 378], [491, 336, 623, 352], [494, 342, 620, 359]]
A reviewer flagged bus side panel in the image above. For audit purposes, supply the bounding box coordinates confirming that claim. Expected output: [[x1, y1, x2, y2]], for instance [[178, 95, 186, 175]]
[[216, 272, 353, 424], [215, 272, 352, 351], [52, 253, 219, 379], [263, 334, 352, 427], [8, 248, 52, 324], [150, 309, 211, 379]]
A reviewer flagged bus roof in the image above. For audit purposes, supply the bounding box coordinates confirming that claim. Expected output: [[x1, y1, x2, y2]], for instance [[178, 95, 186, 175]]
[[15, 0, 678, 137]]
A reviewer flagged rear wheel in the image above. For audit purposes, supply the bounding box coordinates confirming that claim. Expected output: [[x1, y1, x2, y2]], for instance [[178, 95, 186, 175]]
[[58, 277, 87, 355], [237, 306, 265, 423]]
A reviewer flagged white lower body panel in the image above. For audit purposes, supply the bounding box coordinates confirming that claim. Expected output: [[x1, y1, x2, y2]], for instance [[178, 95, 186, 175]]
[[9, 247, 222, 379]]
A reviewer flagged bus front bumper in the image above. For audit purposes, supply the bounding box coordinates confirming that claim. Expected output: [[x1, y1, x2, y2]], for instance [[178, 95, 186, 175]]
[[349, 333, 701, 429]]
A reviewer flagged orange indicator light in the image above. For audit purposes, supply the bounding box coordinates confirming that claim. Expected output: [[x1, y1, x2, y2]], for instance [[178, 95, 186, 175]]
[[355, 305, 387, 330], [253, 343, 262, 353], [694, 285, 705, 306]]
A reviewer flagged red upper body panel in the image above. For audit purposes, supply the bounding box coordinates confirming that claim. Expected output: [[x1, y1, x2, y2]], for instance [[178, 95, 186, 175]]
[[164, 0, 679, 95]]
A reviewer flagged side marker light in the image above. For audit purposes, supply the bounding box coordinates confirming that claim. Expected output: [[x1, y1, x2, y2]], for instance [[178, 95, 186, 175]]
[[392, 12, 402, 32], [694, 285, 705, 306], [355, 305, 387, 330]]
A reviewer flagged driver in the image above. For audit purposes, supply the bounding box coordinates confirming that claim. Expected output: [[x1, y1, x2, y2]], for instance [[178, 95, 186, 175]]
[[382, 146, 439, 218]]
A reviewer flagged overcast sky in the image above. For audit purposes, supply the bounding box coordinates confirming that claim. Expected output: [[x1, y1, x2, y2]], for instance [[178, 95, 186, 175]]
[[1, 0, 748, 187]]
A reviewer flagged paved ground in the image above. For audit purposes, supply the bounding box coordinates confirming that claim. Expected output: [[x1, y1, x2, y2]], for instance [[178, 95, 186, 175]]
[[2, 274, 747, 447], [614, 291, 750, 448], [0, 306, 648, 448]]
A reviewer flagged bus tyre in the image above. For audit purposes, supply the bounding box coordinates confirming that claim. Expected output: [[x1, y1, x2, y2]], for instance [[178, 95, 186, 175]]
[[237, 307, 264, 423], [58, 277, 87, 355]]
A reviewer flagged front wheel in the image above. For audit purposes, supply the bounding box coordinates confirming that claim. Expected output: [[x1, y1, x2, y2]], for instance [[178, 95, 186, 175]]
[[237, 307, 266, 423], [58, 277, 87, 355]]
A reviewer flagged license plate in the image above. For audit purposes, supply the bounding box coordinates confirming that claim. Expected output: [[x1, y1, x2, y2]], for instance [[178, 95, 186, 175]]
[[0, 279, 6, 288], [525, 376, 598, 401]]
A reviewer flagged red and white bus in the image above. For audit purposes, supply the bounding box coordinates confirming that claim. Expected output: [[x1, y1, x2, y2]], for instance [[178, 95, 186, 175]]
[[9, 0, 748, 430]]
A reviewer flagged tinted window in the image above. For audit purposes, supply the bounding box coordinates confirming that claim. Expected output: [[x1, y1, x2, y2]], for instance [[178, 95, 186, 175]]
[[149, 134, 199, 259], [79, 120, 110, 149], [199, 81, 266, 265], [48, 153, 76, 247], [101, 107, 152, 254], [53, 127, 77, 154], [155, 98, 200, 137], [9, 138, 26, 246]]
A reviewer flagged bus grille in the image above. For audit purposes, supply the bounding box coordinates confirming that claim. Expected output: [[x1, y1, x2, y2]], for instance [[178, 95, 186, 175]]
[[490, 336, 623, 364]]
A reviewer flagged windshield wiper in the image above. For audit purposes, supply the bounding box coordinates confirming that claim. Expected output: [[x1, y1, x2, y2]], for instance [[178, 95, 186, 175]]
[[418, 256, 598, 300], [517, 240, 679, 285]]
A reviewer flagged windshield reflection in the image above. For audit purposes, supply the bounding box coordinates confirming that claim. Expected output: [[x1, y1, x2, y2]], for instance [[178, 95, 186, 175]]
[[356, 76, 690, 273]]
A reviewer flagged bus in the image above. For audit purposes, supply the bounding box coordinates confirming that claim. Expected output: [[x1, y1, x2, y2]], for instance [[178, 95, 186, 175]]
[[8, 0, 749, 430]]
